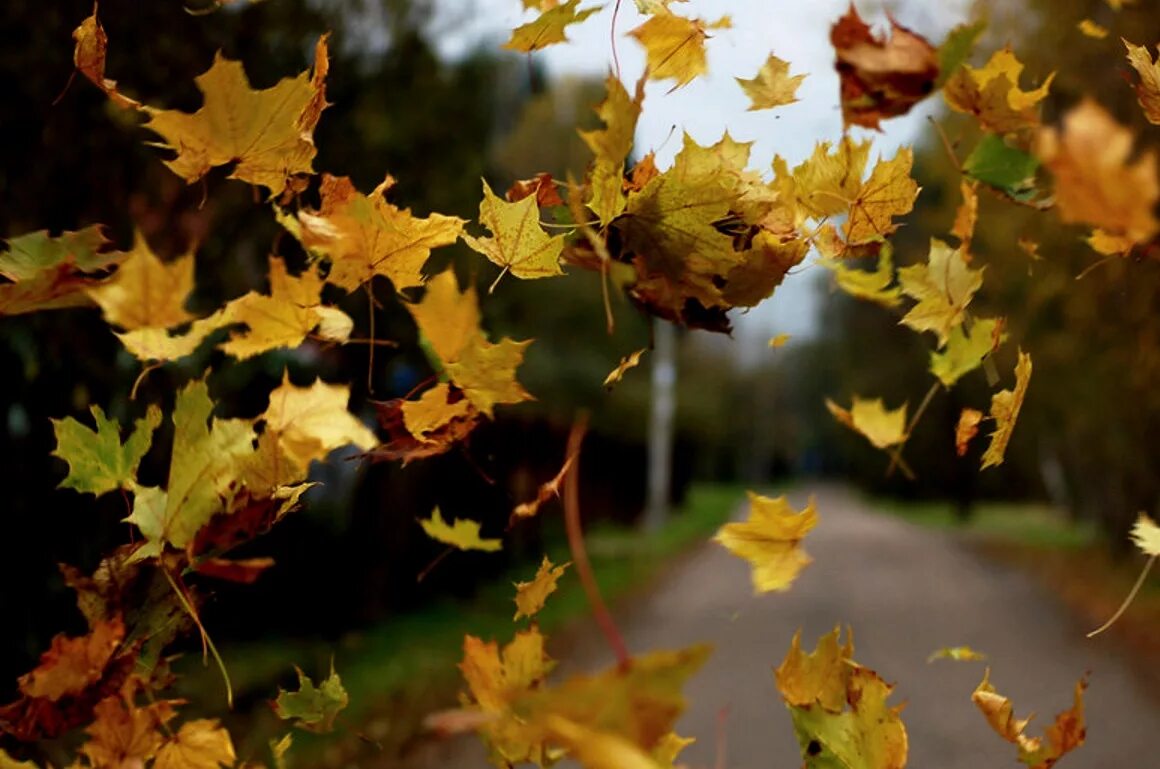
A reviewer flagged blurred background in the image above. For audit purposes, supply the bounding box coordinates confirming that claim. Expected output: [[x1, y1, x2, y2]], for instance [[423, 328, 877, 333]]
[[2, 0, 1159, 766]]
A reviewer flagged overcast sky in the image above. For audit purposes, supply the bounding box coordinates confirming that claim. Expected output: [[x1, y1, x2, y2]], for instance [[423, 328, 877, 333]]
[[432, 0, 973, 359]]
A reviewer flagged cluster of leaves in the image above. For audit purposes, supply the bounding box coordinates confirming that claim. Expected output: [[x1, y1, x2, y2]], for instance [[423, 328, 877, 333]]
[[5, 0, 1160, 768]]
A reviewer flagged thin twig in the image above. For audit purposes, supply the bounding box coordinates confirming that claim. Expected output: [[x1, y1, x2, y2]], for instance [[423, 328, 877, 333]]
[[365, 282, 376, 394], [927, 115, 960, 169], [417, 546, 454, 583], [1088, 555, 1156, 638]]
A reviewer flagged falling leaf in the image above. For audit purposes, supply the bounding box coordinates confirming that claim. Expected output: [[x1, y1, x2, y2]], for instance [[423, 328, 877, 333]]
[[88, 233, 194, 331], [1077, 19, 1109, 39], [538, 715, 660, 769], [1036, 99, 1159, 245], [401, 383, 475, 442], [0, 749, 39, 769], [736, 54, 805, 111], [503, 0, 602, 52], [962, 134, 1041, 202], [507, 173, 566, 208], [368, 393, 483, 466], [955, 408, 984, 456], [927, 646, 987, 663], [514, 557, 570, 621], [820, 244, 903, 308], [768, 333, 791, 348], [72, 5, 139, 108], [280, 174, 465, 293], [944, 48, 1054, 134], [935, 20, 986, 88], [1018, 238, 1041, 260], [972, 669, 1087, 769], [951, 180, 978, 248], [898, 239, 985, 347], [653, 732, 695, 768], [580, 75, 645, 225], [445, 338, 535, 418], [463, 180, 565, 284], [784, 137, 872, 219], [262, 372, 377, 474], [1124, 40, 1160, 124], [930, 318, 1004, 388], [511, 452, 576, 520], [18, 618, 124, 701], [629, 9, 731, 89], [142, 36, 330, 195], [1087, 229, 1137, 256], [1131, 513, 1160, 556], [79, 693, 176, 769], [51, 405, 161, 497], [714, 492, 817, 593], [981, 350, 1032, 469], [775, 627, 908, 769], [154, 719, 235, 769], [116, 310, 234, 364], [826, 396, 907, 450], [273, 665, 349, 733], [830, 4, 939, 129], [420, 508, 502, 552], [604, 349, 646, 387], [844, 147, 920, 246]]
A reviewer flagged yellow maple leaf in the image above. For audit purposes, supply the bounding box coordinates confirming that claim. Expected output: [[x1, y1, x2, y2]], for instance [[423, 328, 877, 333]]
[[219, 256, 351, 360], [1077, 19, 1109, 39], [774, 627, 853, 712], [408, 269, 482, 364], [1124, 40, 1160, 124], [401, 383, 474, 442], [713, 492, 817, 594], [781, 137, 872, 219], [1131, 513, 1160, 556], [580, 75, 645, 225], [514, 556, 570, 621], [820, 244, 903, 308], [930, 317, 1004, 388], [826, 396, 907, 450], [154, 719, 235, 769], [944, 48, 1054, 134], [116, 309, 233, 364], [445, 337, 535, 418], [629, 9, 730, 89], [464, 180, 565, 285], [955, 407, 984, 456], [88, 233, 194, 331], [72, 5, 139, 109], [844, 147, 919, 245], [503, 0, 602, 53], [736, 54, 805, 111], [420, 508, 502, 552], [981, 350, 1032, 469], [898, 238, 984, 348], [262, 372, 377, 473], [80, 694, 176, 769], [143, 37, 329, 195], [951, 180, 978, 248], [281, 174, 465, 293], [972, 669, 1086, 769], [1037, 99, 1159, 245], [603, 348, 645, 387]]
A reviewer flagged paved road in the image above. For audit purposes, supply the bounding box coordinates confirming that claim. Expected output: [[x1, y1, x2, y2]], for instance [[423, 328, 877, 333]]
[[406, 484, 1160, 769]]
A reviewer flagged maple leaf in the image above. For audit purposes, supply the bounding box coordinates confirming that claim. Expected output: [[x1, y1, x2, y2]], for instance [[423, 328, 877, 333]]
[[776, 627, 908, 769], [826, 396, 907, 450], [401, 383, 475, 443], [629, 9, 731, 89], [580, 75, 645, 225], [367, 395, 483, 465], [420, 508, 502, 552], [1, 225, 115, 284], [1078, 19, 1109, 39], [279, 174, 465, 293], [943, 48, 1054, 134], [844, 147, 919, 246], [507, 173, 566, 208], [154, 719, 235, 769], [898, 239, 984, 347], [273, 665, 349, 733], [1124, 40, 1160, 124], [514, 556, 570, 621], [951, 180, 978, 248], [981, 350, 1032, 469], [736, 54, 805, 111], [503, 0, 602, 53], [51, 404, 161, 497], [830, 4, 939, 130], [930, 317, 1004, 388], [262, 372, 377, 474], [72, 5, 139, 109], [955, 408, 984, 456], [538, 715, 659, 769], [87, 233, 193, 330], [0, 749, 39, 769], [79, 693, 176, 769], [972, 669, 1086, 769], [935, 21, 986, 89], [142, 36, 329, 195], [1132, 513, 1160, 556], [603, 348, 646, 387], [820, 244, 903, 308], [218, 256, 352, 359], [927, 646, 986, 663], [1036, 99, 1159, 245], [781, 137, 872, 219], [713, 492, 817, 594], [445, 338, 535, 418], [464, 180, 565, 284], [408, 269, 482, 364], [963, 134, 1041, 203], [18, 618, 124, 701]]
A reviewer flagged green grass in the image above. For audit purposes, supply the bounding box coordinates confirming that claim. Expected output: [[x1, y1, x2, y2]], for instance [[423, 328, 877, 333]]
[[176, 482, 745, 765], [869, 497, 1099, 550]]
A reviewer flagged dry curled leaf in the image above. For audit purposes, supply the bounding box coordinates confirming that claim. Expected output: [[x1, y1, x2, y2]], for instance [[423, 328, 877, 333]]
[[981, 351, 1032, 469], [972, 669, 1087, 769], [513, 557, 570, 621]]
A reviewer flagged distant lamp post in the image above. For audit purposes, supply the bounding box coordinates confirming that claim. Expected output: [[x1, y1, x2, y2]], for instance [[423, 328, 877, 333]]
[[644, 319, 677, 531]]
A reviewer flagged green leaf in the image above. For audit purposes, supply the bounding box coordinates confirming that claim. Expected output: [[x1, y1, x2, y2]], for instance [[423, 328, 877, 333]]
[[273, 665, 349, 733], [963, 135, 1040, 201], [52, 405, 162, 496], [929, 318, 1004, 388], [935, 20, 986, 89], [0, 226, 113, 280]]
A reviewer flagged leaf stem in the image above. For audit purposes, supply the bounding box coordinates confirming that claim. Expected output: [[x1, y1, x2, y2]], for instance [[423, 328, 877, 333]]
[[1087, 554, 1155, 638], [886, 381, 940, 478], [163, 568, 234, 709]]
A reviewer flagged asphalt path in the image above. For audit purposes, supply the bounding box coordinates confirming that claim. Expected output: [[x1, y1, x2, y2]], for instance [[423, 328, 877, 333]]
[[405, 484, 1160, 769]]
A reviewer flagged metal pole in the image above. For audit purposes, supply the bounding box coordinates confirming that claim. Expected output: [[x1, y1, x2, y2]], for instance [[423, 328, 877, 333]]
[[644, 319, 677, 531]]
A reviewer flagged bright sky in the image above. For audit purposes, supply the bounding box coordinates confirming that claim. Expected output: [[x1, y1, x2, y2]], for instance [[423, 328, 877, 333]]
[[432, 0, 973, 360]]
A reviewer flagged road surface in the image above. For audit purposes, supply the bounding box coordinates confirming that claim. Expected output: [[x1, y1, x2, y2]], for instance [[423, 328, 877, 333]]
[[404, 484, 1160, 769]]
